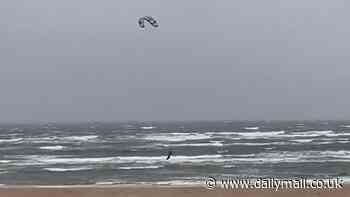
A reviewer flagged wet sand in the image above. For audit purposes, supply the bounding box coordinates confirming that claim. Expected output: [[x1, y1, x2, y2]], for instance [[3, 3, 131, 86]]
[[0, 186, 348, 197]]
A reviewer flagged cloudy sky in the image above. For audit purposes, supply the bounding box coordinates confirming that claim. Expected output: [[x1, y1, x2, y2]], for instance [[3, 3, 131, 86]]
[[1, 0, 350, 122]]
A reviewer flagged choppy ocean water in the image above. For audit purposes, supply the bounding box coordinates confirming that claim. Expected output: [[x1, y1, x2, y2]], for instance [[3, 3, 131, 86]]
[[1, 121, 350, 185]]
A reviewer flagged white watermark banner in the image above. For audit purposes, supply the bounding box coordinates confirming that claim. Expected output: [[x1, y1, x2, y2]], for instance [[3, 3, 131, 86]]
[[205, 177, 344, 191]]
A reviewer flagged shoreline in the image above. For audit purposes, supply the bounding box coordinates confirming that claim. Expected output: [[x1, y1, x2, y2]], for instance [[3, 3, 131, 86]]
[[0, 184, 203, 188], [0, 180, 347, 188], [0, 185, 348, 197]]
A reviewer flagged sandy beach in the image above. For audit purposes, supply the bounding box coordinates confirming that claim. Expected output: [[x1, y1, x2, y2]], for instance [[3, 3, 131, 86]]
[[0, 186, 348, 197]]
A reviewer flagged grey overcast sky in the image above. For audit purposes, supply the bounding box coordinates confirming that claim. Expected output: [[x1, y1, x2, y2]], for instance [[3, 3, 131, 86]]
[[1, 0, 350, 122]]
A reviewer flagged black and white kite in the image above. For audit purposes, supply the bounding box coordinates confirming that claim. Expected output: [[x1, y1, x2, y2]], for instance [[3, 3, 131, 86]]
[[138, 16, 159, 28]]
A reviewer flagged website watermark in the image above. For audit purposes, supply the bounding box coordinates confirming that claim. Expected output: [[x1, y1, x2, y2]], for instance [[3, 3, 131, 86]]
[[205, 177, 344, 191]]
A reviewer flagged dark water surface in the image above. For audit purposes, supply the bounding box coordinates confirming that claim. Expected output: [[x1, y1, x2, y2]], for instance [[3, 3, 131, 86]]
[[1, 121, 350, 185]]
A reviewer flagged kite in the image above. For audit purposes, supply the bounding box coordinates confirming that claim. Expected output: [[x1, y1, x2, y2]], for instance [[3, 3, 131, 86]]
[[138, 16, 159, 28]]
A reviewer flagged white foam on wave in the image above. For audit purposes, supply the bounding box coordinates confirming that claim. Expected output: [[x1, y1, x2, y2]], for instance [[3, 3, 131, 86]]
[[314, 141, 334, 145], [312, 138, 350, 145], [118, 165, 163, 170], [290, 139, 313, 143], [44, 167, 93, 172], [20, 155, 116, 165], [141, 126, 156, 130], [244, 127, 259, 130], [160, 141, 224, 147], [205, 132, 236, 136], [94, 179, 202, 186], [24, 137, 55, 143], [24, 151, 343, 166], [340, 125, 350, 128], [228, 141, 288, 146], [18, 149, 350, 167], [337, 140, 350, 144], [324, 132, 350, 137], [62, 135, 98, 142], [143, 132, 211, 142], [115, 135, 138, 140], [117, 155, 224, 164], [42, 157, 115, 165], [340, 177, 350, 183], [235, 131, 285, 139], [226, 150, 350, 164], [283, 130, 334, 137], [95, 181, 122, 185], [167, 155, 225, 164], [227, 155, 300, 163], [20, 154, 225, 165], [319, 150, 350, 159], [153, 180, 202, 186], [22, 156, 136, 165], [209, 130, 350, 140], [0, 138, 22, 143], [231, 154, 297, 163], [25, 135, 99, 143], [39, 145, 66, 150]]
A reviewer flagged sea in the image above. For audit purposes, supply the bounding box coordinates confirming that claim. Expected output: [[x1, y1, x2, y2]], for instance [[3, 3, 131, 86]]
[[0, 121, 350, 186]]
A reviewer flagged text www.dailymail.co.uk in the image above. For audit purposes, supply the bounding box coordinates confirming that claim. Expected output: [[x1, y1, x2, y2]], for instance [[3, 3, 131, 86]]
[[205, 177, 344, 191]]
